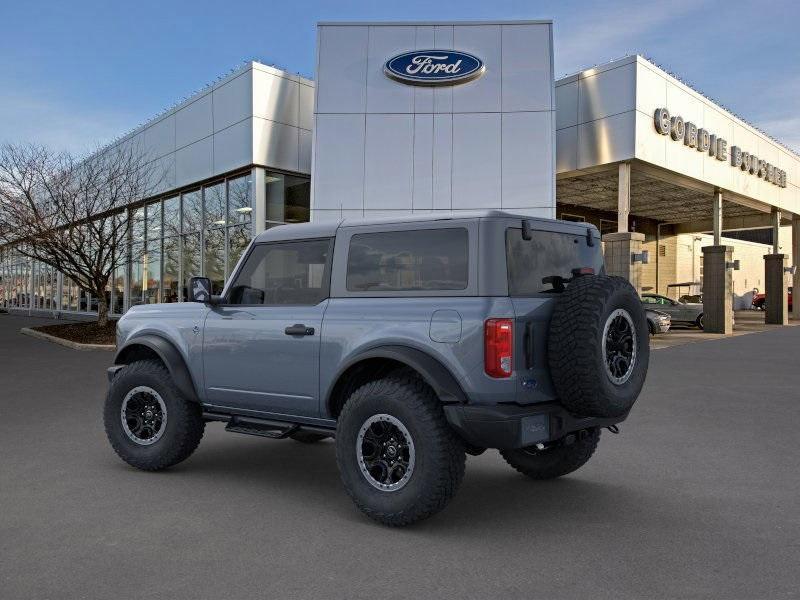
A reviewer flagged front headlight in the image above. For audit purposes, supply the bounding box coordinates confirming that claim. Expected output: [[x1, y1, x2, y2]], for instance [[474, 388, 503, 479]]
[[659, 315, 670, 322]]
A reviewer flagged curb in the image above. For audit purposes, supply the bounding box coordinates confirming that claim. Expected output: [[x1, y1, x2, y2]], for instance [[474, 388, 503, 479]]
[[20, 327, 116, 352]]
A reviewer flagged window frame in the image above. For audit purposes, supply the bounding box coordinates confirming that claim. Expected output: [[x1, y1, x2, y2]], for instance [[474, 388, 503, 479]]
[[219, 236, 334, 307], [331, 221, 478, 299]]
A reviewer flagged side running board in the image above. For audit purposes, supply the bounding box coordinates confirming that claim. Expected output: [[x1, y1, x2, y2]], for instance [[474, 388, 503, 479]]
[[203, 411, 335, 440], [224, 416, 299, 439]]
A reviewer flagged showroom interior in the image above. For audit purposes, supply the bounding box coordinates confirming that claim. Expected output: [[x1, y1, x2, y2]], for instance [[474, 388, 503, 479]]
[[1, 21, 799, 332]]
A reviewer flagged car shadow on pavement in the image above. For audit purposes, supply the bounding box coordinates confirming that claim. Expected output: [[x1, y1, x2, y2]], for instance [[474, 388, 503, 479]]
[[109, 430, 665, 533]]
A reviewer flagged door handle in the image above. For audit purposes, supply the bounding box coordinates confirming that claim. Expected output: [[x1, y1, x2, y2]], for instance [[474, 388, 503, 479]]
[[284, 324, 315, 336]]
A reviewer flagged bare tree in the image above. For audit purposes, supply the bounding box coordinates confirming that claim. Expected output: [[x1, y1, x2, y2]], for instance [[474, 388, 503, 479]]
[[0, 142, 163, 325]]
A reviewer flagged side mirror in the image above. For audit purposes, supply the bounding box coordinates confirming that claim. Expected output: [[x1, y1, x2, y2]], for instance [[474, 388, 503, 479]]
[[189, 277, 212, 303]]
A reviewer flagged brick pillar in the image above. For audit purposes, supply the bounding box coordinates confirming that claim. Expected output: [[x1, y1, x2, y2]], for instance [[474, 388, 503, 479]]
[[602, 232, 645, 294], [764, 254, 788, 325], [701, 245, 733, 334]]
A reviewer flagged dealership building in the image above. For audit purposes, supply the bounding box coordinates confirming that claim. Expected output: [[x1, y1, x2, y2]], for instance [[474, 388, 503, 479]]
[[2, 20, 799, 330]]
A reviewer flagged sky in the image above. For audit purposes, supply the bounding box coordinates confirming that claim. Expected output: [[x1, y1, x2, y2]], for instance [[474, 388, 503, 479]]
[[1, 0, 798, 155]]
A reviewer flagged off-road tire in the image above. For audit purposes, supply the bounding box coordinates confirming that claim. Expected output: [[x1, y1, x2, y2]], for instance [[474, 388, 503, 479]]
[[290, 431, 331, 444], [548, 275, 649, 418], [335, 370, 466, 526], [500, 428, 600, 479], [104, 359, 205, 471]]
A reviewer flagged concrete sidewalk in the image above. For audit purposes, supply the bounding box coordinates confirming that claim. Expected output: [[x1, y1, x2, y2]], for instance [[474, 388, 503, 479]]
[[1, 312, 798, 599]]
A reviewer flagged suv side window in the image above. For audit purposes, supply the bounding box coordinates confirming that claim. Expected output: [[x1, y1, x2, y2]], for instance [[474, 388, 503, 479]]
[[346, 228, 468, 292], [227, 239, 332, 305]]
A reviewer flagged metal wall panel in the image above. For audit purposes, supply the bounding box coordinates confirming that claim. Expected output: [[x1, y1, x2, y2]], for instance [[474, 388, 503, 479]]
[[175, 93, 213, 149], [577, 112, 635, 170], [502, 111, 553, 210], [312, 114, 366, 212], [299, 84, 314, 130], [556, 126, 578, 172], [452, 113, 502, 209], [555, 81, 578, 130], [144, 115, 175, 160], [413, 114, 434, 211], [316, 26, 369, 114], [175, 137, 213, 188], [214, 118, 253, 175], [432, 26, 454, 114], [502, 24, 552, 112], [299, 128, 312, 173], [578, 62, 636, 124], [432, 114, 453, 210], [252, 117, 299, 172], [253, 70, 300, 127], [412, 27, 435, 114], [366, 26, 415, 114], [213, 71, 253, 131], [363, 114, 414, 209], [452, 25, 502, 114]]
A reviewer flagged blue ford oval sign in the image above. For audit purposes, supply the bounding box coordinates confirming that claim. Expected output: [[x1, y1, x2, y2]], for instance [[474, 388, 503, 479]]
[[384, 50, 485, 86]]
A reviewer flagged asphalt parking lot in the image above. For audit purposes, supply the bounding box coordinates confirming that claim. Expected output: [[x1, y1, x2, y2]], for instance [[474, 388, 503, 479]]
[[1, 313, 799, 599]]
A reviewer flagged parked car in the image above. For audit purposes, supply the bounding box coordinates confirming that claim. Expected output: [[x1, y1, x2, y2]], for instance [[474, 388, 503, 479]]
[[104, 211, 650, 526], [752, 287, 792, 311], [646, 309, 671, 335], [641, 293, 705, 329]]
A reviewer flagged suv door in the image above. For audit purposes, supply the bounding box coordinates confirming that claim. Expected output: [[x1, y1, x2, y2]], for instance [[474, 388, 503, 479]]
[[202, 238, 333, 418]]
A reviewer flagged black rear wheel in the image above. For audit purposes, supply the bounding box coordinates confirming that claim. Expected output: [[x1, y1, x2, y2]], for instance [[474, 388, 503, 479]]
[[335, 370, 465, 527]]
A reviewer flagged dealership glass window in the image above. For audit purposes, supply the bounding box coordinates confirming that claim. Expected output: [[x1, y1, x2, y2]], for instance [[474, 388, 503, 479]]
[[112, 264, 125, 314], [204, 227, 225, 294], [144, 241, 161, 304], [162, 236, 180, 303], [205, 182, 226, 228], [346, 229, 468, 292], [146, 201, 162, 240], [265, 173, 311, 227], [163, 196, 180, 237], [182, 189, 202, 233], [181, 232, 201, 301], [228, 239, 331, 306], [228, 225, 250, 275], [130, 243, 144, 307], [228, 175, 251, 226], [132, 207, 145, 244]]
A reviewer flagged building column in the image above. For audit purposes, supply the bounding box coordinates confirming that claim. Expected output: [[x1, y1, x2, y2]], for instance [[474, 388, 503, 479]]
[[712, 189, 723, 245], [602, 231, 645, 294], [252, 166, 267, 237], [764, 253, 788, 325], [701, 245, 734, 334], [792, 216, 800, 321], [617, 162, 631, 233], [771, 208, 781, 254]]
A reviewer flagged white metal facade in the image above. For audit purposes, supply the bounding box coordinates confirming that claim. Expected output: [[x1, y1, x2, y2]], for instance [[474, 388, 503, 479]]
[[556, 55, 800, 214], [311, 21, 556, 222]]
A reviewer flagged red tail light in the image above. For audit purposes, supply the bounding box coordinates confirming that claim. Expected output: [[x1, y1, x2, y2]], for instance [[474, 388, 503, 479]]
[[485, 319, 513, 378]]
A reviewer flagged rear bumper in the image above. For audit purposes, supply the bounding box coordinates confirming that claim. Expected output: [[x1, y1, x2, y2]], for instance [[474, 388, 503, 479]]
[[443, 402, 627, 450]]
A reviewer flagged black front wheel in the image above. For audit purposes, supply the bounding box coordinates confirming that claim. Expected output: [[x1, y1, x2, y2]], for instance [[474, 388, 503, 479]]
[[104, 359, 205, 471], [500, 429, 600, 480]]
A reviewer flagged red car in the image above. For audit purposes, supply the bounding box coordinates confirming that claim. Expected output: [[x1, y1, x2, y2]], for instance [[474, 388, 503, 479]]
[[752, 287, 792, 311]]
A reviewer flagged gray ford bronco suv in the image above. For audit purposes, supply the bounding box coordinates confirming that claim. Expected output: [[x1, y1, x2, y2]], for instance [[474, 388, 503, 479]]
[[105, 211, 649, 526]]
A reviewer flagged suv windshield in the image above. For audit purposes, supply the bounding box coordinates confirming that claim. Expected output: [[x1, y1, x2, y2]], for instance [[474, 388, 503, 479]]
[[506, 227, 603, 296]]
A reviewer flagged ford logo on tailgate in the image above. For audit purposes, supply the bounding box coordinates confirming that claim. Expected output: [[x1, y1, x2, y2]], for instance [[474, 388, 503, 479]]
[[384, 50, 485, 86]]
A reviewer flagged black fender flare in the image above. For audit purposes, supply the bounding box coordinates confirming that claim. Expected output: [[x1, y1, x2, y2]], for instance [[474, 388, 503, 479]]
[[326, 345, 469, 412], [114, 334, 199, 403]]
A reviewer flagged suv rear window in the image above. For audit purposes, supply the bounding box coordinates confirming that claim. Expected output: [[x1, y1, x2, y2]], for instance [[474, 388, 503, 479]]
[[506, 228, 603, 296], [346, 228, 468, 292]]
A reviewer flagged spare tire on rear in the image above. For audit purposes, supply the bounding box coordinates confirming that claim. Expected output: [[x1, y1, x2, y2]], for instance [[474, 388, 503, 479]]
[[548, 275, 649, 418]]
